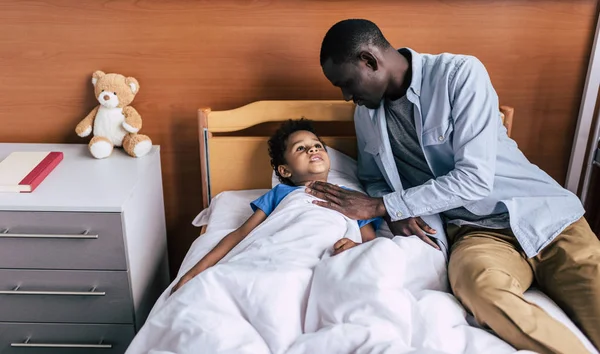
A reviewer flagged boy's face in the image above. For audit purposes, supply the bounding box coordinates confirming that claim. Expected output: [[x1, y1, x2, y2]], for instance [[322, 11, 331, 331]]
[[278, 130, 330, 185]]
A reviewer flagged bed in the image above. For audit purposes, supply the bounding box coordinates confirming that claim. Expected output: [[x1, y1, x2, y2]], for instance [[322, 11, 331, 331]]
[[126, 100, 597, 354]]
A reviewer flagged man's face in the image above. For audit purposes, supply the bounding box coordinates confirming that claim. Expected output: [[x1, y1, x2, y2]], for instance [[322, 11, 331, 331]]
[[322, 57, 386, 109]]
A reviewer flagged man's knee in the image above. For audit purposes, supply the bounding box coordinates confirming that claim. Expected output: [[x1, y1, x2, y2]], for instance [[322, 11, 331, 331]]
[[452, 267, 519, 300], [450, 265, 526, 323]]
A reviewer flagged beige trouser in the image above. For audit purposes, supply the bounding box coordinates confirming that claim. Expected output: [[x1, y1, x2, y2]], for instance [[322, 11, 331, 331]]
[[447, 217, 600, 354]]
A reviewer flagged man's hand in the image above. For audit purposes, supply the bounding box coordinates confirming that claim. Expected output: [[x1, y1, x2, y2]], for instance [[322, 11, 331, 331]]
[[305, 181, 386, 220], [387, 217, 440, 250], [333, 238, 358, 255]]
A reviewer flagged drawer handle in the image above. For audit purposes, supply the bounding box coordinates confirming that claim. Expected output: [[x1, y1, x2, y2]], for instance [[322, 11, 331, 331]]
[[0, 285, 105, 296], [0, 229, 98, 239], [12, 337, 112, 349]]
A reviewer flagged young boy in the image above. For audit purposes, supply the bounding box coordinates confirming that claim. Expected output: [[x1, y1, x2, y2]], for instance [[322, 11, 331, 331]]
[[170, 119, 381, 295]]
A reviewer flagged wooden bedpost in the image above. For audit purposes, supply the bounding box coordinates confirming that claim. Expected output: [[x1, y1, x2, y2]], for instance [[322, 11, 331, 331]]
[[198, 107, 211, 210], [500, 105, 514, 137]]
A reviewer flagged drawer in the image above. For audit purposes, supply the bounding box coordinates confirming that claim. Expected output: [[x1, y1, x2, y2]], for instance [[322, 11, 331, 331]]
[[0, 270, 133, 324], [0, 322, 134, 354], [0, 211, 126, 270]]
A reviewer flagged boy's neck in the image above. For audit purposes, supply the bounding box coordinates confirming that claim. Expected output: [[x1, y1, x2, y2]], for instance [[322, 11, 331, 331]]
[[294, 175, 328, 186]]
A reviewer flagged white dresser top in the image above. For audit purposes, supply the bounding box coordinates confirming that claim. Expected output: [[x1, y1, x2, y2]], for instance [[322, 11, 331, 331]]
[[0, 143, 161, 212]]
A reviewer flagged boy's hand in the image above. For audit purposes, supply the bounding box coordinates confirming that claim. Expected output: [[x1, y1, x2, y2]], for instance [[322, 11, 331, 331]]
[[333, 238, 358, 255], [170, 274, 193, 296]]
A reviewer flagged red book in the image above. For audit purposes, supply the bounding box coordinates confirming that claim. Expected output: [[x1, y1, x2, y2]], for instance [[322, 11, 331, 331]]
[[0, 151, 63, 193]]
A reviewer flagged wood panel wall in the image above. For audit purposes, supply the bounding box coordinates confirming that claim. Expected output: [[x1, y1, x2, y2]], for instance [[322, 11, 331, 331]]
[[0, 0, 597, 278]]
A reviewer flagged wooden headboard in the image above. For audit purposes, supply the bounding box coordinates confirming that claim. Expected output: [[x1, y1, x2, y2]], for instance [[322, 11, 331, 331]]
[[198, 100, 515, 209]]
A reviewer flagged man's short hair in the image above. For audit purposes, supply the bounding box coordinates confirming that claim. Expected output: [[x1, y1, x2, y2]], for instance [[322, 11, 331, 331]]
[[320, 19, 391, 66]]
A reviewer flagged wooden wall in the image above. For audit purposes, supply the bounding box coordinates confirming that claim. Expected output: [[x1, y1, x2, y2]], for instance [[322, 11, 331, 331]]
[[0, 0, 597, 277]]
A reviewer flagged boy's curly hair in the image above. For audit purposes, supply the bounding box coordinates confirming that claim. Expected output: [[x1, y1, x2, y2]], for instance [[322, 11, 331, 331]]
[[268, 118, 324, 185]]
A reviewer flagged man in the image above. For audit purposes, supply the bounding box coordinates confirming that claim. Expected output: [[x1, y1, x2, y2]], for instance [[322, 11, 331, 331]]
[[307, 18, 600, 354]]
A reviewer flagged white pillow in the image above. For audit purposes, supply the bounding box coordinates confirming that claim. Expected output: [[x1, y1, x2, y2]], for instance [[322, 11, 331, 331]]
[[271, 147, 365, 192], [192, 189, 269, 232]]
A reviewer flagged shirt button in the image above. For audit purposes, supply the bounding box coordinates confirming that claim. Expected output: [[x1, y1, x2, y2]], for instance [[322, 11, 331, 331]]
[[396, 211, 403, 217], [438, 135, 444, 141]]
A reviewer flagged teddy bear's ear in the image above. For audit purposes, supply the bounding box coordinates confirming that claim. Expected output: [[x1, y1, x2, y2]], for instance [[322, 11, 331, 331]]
[[92, 71, 106, 86], [125, 77, 139, 94]]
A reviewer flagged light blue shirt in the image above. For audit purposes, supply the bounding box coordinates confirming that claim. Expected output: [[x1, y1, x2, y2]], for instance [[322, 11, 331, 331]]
[[355, 48, 585, 258]]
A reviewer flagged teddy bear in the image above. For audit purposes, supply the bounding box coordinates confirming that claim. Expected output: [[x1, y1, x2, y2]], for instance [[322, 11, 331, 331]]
[[75, 70, 152, 159]]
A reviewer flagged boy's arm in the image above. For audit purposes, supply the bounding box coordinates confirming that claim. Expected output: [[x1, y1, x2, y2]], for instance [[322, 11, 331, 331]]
[[360, 223, 376, 242], [333, 223, 376, 256], [170, 210, 267, 294]]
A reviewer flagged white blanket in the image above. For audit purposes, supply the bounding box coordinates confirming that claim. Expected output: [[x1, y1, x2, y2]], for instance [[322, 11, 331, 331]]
[[126, 189, 534, 354]]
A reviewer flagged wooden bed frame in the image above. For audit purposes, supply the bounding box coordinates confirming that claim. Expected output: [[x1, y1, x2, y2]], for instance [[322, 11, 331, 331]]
[[198, 100, 514, 209]]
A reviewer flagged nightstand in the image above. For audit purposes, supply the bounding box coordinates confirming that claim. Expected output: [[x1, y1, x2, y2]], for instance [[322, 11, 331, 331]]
[[0, 143, 169, 353]]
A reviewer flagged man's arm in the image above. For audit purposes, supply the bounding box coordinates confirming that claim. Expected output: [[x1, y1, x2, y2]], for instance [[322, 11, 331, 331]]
[[307, 107, 438, 248], [383, 56, 499, 221], [306, 56, 495, 246]]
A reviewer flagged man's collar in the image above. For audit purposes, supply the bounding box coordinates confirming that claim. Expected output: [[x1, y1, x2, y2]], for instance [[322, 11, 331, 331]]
[[398, 47, 422, 97], [366, 47, 422, 118]]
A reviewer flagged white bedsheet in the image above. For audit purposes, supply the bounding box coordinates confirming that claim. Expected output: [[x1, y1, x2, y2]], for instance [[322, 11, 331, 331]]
[[126, 189, 596, 354]]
